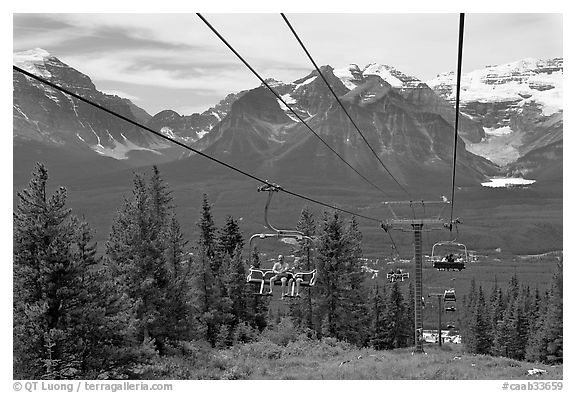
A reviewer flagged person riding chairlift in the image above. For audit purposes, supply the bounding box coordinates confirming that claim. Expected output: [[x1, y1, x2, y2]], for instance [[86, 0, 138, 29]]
[[268, 255, 292, 298], [288, 257, 304, 297], [442, 253, 455, 263]]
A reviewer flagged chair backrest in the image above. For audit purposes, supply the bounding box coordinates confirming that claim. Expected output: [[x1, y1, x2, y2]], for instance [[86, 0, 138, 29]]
[[294, 269, 317, 286], [247, 268, 277, 282]]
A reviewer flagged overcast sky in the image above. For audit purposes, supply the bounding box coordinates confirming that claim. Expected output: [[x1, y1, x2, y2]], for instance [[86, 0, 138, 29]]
[[13, 13, 562, 116]]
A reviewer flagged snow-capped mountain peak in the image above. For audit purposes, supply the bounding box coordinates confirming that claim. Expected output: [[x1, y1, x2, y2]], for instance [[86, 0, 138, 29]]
[[13, 48, 54, 64], [333, 64, 363, 90], [362, 63, 404, 88], [427, 57, 563, 116], [333, 63, 422, 91], [13, 48, 57, 78]]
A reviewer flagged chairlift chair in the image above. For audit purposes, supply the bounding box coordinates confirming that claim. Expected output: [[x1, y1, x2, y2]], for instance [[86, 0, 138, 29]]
[[386, 268, 410, 283], [246, 184, 317, 297], [431, 241, 468, 271], [443, 288, 456, 302], [248, 184, 314, 261], [247, 266, 317, 295]]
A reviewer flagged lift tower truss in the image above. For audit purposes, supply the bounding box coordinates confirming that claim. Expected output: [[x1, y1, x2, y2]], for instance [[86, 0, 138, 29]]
[[381, 201, 454, 353]]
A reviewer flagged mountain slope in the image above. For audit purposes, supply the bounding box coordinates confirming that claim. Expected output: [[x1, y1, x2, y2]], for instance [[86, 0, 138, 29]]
[[427, 58, 563, 167], [160, 66, 498, 194], [13, 48, 174, 166]]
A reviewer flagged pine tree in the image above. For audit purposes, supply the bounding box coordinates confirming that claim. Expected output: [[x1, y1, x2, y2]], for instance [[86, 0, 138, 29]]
[[291, 206, 317, 330], [246, 247, 269, 332], [14, 164, 77, 378], [160, 214, 196, 341], [192, 249, 220, 346], [217, 215, 244, 259], [197, 194, 217, 262], [508, 289, 530, 360], [369, 283, 388, 350], [488, 282, 506, 354], [471, 286, 492, 354], [339, 217, 370, 345], [13, 164, 136, 379], [105, 168, 195, 353], [493, 297, 515, 358], [492, 274, 529, 360], [461, 278, 478, 351], [525, 290, 549, 362], [541, 259, 563, 363], [223, 246, 249, 325], [315, 212, 345, 338], [148, 165, 172, 230], [315, 212, 368, 345], [383, 282, 409, 349]]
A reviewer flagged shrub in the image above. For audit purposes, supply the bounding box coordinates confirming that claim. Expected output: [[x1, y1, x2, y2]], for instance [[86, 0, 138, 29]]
[[261, 317, 299, 347]]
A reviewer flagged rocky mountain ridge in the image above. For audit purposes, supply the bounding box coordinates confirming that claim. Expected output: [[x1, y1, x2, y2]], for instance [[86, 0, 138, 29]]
[[13, 48, 562, 184]]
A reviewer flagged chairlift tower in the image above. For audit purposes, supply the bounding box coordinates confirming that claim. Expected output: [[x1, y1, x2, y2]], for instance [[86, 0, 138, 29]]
[[428, 293, 445, 348], [381, 200, 454, 353]]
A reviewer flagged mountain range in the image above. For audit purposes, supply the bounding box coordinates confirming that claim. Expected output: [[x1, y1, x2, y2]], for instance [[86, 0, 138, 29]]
[[12, 48, 563, 255]]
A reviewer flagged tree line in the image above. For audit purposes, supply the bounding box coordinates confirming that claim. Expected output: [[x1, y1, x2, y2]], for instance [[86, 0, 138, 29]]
[[13, 164, 562, 379], [460, 262, 562, 363]]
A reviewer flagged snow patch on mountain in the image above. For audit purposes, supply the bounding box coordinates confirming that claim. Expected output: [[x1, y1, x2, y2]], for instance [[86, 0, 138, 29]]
[[280, 94, 297, 105], [293, 75, 317, 90], [13, 104, 30, 120], [92, 138, 163, 160], [363, 63, 404, 88], [483, 126, 513, 136], [333, 65, 359, 90], [466, 130, 524, 166], [160, 126, 175, 139], [196, 130, 209, 139], [13, 48, 54, 78], [427, 58, 563, 116]]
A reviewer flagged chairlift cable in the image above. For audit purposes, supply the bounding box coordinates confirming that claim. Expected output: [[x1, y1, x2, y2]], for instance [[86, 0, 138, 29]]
[[449, 13, 465, 231], [13, 65, 382, 224], [281, 13, 412, 198], [197, 13, 391, 198]]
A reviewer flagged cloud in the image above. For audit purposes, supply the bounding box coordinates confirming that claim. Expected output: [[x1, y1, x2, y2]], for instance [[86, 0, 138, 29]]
[[99, 89, 140, 101], [61, 52, 262, 93]]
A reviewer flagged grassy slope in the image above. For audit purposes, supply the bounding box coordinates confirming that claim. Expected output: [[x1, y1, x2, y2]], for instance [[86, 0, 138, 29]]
[[144, 341, 562, 380], [246, 346, 563, 380]]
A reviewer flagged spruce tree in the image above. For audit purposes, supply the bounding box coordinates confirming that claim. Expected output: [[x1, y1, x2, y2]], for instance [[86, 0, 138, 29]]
[[339, 217, 370, 345], [14, 164, 77, 377], [541, 259, 563, 363], [381, 282, 409, 349], [489, 283, 506, 355], [217, 215, 244, 259], [315, 212, 368, 345], [461, 278, 477, 351], [369, 283, 388, 350], [13, 164, 135, 379], [291, 206, 317, 330], [105, 168, 195, 353], [192, 249, 221, 346], [525, 290, 549, 362], [471, 286, 492, 354], [223, 246, 249, 325], [197, 194, 217, 262]]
